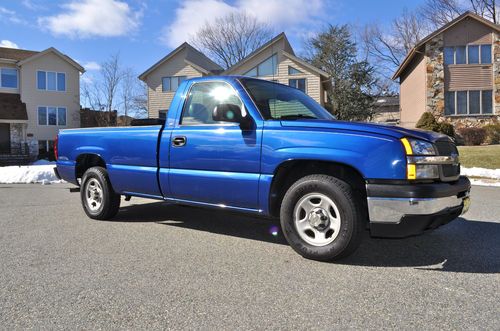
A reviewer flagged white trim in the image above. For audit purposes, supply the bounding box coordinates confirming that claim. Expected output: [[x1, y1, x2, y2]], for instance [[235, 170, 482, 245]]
[[37, 105, 67, 126], [36, 70, 66, 92], [0, 67, 19, 89]]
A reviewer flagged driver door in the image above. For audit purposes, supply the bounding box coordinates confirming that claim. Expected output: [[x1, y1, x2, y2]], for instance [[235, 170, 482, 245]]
[[168, 81, 262, 209]]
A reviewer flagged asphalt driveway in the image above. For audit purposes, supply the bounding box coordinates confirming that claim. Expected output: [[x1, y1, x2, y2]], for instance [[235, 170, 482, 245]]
[[0, 183, 499, 329]]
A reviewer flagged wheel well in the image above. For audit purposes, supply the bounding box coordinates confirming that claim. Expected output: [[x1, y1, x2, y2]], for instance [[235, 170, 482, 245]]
[[75, 154, 106, 183], [268, 160, 367, 218]]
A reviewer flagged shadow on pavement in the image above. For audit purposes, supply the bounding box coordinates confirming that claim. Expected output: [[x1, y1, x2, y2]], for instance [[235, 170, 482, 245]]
[[342, 217, 500, 274], [113, 202, 499, 273], [114, 201, 287, 245]]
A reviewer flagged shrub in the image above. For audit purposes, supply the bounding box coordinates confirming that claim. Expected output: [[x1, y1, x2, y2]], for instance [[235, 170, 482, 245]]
[[416, 112, 439, 131], [484, 123, 500, 144], [438, 122, 455, 137], [456, 127, 487, 146], [415, 112, 455, 137]]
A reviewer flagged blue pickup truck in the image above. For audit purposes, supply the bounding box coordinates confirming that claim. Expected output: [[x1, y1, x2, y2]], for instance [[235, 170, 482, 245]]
[[55, 76, 471, 261]]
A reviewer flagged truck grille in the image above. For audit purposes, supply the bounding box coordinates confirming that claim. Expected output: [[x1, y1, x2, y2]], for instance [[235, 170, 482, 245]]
[[435, 139, 460, 180]]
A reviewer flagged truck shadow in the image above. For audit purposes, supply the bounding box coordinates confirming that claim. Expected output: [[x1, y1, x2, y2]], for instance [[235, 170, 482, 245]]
[[113, 202, 499, 274], [114, 202, 287, 245]]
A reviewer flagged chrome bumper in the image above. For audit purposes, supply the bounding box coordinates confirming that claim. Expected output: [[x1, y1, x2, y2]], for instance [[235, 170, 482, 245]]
[[367, 193, 469, 224]]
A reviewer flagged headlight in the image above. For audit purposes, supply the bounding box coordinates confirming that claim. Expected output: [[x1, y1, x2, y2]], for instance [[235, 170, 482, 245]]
[[401, 138, 436, 155], [401, 138, 438, 180]]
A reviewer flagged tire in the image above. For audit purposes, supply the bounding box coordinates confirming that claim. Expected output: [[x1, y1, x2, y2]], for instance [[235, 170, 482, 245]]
[[80, 166, 121, 220], [280, 174, 363, 261]]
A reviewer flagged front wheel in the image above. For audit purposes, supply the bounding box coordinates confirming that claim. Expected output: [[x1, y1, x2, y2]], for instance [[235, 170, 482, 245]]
[[280, 175, 363, 261], [80, 166, 121, 220]]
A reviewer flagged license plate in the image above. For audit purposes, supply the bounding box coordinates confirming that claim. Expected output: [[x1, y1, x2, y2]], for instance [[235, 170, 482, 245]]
[[462, 196, 471, 215]]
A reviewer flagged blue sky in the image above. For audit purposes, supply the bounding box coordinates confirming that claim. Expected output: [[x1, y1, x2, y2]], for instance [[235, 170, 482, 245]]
[[1, 0, 425, 77]]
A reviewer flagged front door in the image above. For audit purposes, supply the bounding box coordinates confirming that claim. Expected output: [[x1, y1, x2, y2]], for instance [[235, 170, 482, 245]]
[[0, 123, 10, 154], [167, 81, 262, 209]]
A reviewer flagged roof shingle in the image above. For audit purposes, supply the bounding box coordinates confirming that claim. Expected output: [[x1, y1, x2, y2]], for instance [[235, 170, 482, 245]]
[[0, 47, 38, 61]]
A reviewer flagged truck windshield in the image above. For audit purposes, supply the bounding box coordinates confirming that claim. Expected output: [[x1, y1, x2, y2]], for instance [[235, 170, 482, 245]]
[[240, 78, 335, 121]]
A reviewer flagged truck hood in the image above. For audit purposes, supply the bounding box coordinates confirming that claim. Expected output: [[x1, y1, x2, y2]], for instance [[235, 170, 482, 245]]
[[280, 120, 448, 142]]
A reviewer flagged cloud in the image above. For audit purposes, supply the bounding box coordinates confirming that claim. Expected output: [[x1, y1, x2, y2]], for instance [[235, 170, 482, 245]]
[[160, 0, 327, 48], [0, 40, 19, 49], [22, 0, 45, 11], [0, 6, 27, 25], [160, 0, 234, 47], [82, 61, 101, 71], [38, 0, 142, 38]]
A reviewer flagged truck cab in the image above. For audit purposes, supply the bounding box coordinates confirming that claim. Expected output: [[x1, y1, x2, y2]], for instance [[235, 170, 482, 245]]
[[56, 76, 471, 261]]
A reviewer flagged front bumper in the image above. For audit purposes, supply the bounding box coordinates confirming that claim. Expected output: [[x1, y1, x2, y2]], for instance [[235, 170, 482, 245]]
[[367, 176, 471, 238]]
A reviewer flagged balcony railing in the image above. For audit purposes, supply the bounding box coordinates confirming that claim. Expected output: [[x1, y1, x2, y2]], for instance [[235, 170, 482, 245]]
[[0, 143, 29, 155]]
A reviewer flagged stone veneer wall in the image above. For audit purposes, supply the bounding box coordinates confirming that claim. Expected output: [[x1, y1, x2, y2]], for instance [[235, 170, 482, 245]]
[[425, 34, 445, 119], [425, 33, 500, 128]]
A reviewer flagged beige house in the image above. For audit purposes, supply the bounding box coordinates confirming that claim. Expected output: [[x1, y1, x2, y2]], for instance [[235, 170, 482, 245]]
[[139, 33, 330, 118], [139, 42, 223, 118], [0, 47, 84, 159], [393, 12, 500, 128]]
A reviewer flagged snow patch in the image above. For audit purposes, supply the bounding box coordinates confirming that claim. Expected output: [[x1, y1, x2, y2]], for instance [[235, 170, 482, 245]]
[[469, 179, 500, 187], [0, 164, 64, 184], [461, 167, 500, 180]]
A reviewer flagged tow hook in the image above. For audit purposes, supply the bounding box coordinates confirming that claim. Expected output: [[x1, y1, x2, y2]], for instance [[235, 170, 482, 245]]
[[125, 195, 131, 201]]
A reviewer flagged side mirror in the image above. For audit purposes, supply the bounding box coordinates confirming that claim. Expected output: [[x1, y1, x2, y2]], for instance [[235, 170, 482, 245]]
[[213, 104, 253, 130]]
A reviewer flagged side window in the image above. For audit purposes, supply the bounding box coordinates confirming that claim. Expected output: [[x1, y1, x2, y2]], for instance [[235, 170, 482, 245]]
[[180, 82, 244, 125], [268, 99, 316, 119]]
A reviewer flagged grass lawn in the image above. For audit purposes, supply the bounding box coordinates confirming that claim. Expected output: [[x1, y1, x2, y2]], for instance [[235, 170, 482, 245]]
[[458, 145, 500, 169]]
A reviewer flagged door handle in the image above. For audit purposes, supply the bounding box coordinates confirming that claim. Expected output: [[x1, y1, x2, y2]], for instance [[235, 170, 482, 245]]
[[172, 136, 187, 147]]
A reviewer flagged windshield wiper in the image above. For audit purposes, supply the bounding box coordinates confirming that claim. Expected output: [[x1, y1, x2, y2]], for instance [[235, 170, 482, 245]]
[[279, 114, 317, 120]]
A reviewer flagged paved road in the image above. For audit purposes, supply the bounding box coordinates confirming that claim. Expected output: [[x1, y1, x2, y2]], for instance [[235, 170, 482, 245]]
[[0, 183, 499, 329]]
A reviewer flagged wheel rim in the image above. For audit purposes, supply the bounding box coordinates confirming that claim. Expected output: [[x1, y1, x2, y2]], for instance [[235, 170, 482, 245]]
[[293, 193, 342, 247], [85, 178, 103, 212]]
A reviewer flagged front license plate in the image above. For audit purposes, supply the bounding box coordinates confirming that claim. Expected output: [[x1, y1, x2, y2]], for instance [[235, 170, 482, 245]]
[[462, 196, 471, 215]]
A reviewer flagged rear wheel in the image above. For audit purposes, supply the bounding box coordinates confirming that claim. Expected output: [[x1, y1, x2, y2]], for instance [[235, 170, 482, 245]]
[[280, 175, 363, 261], [80, 166, 120, 220]]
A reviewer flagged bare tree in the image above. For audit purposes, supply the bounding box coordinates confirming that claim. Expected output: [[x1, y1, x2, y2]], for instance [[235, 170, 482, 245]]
[[120, 68, 148, 124], [362, 10, 429, 80], [421, 0, 500, 26], [421, 0, 465, 28], [81, 53, 147, 126], [101, 53, 123, 114], [191, 12, 273, 69]]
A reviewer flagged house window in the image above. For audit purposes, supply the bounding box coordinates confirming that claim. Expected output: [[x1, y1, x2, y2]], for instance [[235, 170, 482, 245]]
[[481, 45, 492, 64], [244, 53, 278, 77], [468, 45, 479, 64], [443, 45, 492, 65], [37, 71, 66, 91], [162, 76, 186, 92], [288, 66, 303, 75], [289, 78, 306, 93], [38, 106, 67, 125], [444, 90, 493, 115], [38, 140, 55, 159], [0, 68, 18, 88], [455, 46, 466, 64]]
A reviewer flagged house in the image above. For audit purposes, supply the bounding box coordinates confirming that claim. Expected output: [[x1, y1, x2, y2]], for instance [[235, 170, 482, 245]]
[[139, 33, 330, 119], [0, 46, 84, 160], [138, 42, 223, 119], [393, 11, 500, 128], [372, 96, 400, 124]]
